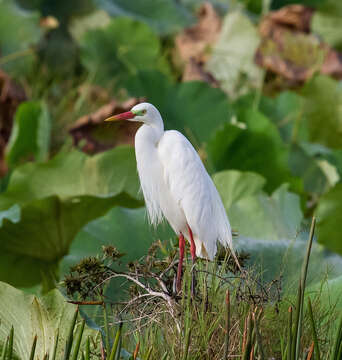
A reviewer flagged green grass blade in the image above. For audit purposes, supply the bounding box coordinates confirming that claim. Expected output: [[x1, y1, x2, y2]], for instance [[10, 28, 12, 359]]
[[51, 329, 59, 360], [85, 336, 90, 360], [283, 345, 288, 360], [296, 217, 316, 359], [145, 347, 152, 360], [64, 307, 79, 360], [115, 336, 122, 360], [7, 326, 13, 360], [71, 319, 85, 360], [280, 332, 286, 360], [223, 290, 230, 359], [330, 313, 342, 360], [287, 307, 293, 360], [103, 303, 111, 358], [183, 326, 192, 360], [182, 268, 192, 360], [307, 298, 320, 360], [1, 336, 8, 360], [108, 323, 123, 360], [29, 335, 37, 360], [242, 314, 253, 360], [161, 351, 168, 360], [292, 282, 302, 359], [254, 309, 265, 360], [337, 342, 342, 360]]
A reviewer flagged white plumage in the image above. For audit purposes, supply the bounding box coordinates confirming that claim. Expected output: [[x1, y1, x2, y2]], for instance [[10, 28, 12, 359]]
[[129, 103, 234, 261]]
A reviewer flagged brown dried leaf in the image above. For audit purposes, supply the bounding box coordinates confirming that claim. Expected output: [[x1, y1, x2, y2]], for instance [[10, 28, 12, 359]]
[[176, 2, 221, 62], [69, 97, 142, 154], [321, 48, 342, 78], [0, 70, 26, 175], [256, 5, 342, 84], [265, 5, 314, 33], [175, 2, 221, 84], [306, 341, 314, 360], [182, 58, 219, 85]]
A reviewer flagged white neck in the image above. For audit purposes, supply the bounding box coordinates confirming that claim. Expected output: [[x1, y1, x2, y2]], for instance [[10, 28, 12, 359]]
[[141, 112, 164, 141], [148, 112, 164, 138]]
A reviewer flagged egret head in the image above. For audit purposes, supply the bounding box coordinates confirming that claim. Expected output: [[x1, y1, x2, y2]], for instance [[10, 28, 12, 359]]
[[104, 102, 162, 126]]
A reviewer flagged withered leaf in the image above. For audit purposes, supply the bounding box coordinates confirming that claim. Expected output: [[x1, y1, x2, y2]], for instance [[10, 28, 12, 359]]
[[175, 2, 221, 84], [0, 70, 26, 175], [256, 4, 342, 84], [69, 97, 143, 154]]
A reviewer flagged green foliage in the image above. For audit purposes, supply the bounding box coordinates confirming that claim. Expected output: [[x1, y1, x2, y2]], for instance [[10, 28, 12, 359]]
[[259, 77, 342, 151], [61, 207, 173, 304], [59, 219, 342, 359], [14, 0, 95, 21], [208, 109, 296, 192], [0, 194, 140, 290], [80, 18, 167, 89], [316, 183, 342, 255], [312, 12, 342, 50], [0, 147, 142, 289], [213, 170, 266, 210], [1, 2, 342, 357], [1, 146, 140, 207], [0, 281, 96, 359], [258, 91, 307, 143], [206, 11, 263, 99], [0, 0, 41, 75], [300, 76, 342, 149], [213, 170, 302, 240], [6, 101, 51, 167], [62, 207, 172, 275], [127, 71, 231, 144], [94, 0, 193, 35], [289, 143, 339, 195]]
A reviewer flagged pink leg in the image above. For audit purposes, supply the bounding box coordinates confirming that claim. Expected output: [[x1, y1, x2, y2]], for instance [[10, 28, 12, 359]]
[[176, 232, 185, 292], [187, 224, 196, 296], [187, 224, 196, 263]]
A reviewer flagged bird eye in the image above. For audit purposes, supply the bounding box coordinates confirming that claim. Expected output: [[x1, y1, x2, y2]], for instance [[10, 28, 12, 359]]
[[142, 109, 147, 115]]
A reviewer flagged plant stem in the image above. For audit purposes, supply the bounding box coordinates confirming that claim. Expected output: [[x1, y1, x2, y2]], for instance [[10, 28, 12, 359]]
[[307, 297, 320, 360], [254, 309, 265, 360], [103, 303, 111, 357], [64, 307, 78, 360], [29, 335, 37, 360], [293, 217, 316, 360], [242, 314, 253, 360], [108, 323, 122, 360], [71, 319, 85, 360], [331, 313, 342, 360], [85, 336, 90, 360], [7, 326, 13, 360], [1, 337, 8, 360], [292, 282, 302, 359], [145, 347, 152, 360], [288, 307, 293, 360], [51, 329, 59, 360], [223, 290, 230, 359]]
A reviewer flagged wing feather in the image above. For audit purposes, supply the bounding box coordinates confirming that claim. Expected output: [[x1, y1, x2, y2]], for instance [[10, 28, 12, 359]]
[[158, 130, 234, 259]]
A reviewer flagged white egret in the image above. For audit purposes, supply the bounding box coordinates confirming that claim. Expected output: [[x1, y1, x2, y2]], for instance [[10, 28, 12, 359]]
[[105, 103, 239, 291]]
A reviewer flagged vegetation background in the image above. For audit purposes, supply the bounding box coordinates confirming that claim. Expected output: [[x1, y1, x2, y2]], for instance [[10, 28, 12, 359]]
[[1, 0, 342, 358]]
